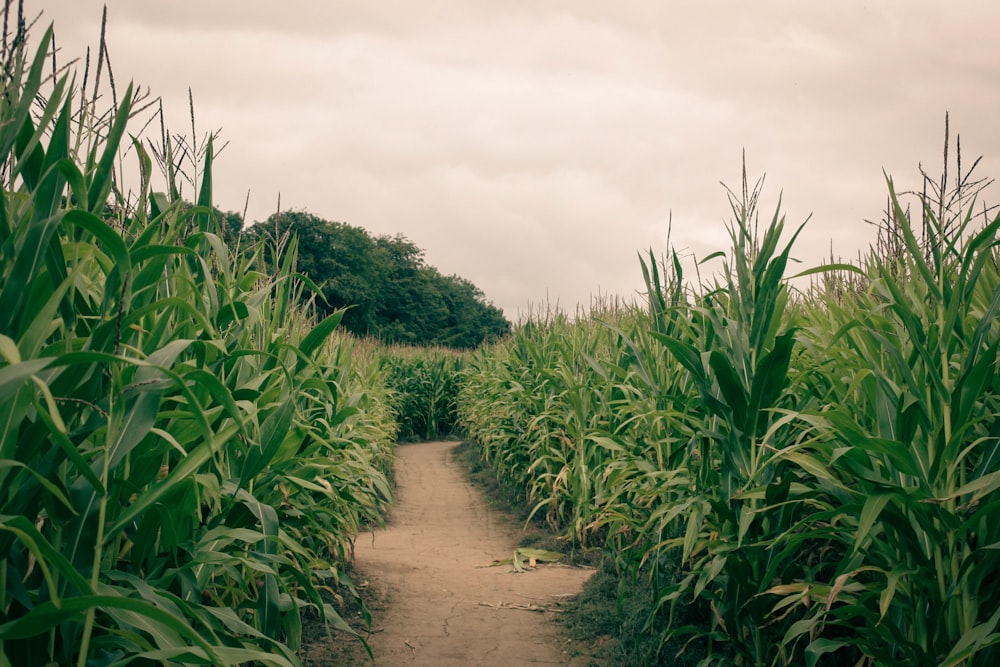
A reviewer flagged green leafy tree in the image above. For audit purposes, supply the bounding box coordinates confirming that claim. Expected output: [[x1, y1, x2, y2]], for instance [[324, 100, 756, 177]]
[[243, 211, 510, 347], [436, 273, 511, 348], [372, 234, 448, 344]]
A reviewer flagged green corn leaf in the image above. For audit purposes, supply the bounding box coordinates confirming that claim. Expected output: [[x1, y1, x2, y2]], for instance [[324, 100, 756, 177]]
[[234, 490, 283, 637], [184, 368, 247, 436], [10, 95, 48, 195], [0, 212, 63, 336], [941, 468, 1000, 505], [298, 308, 346, 365], [256, 572, 282, 640], [148, 191, 173, 219], [106, 421, 240, 537], [0, 358, 52, 405], [805, 638, 850, 667], [29, 376, 105, 493], [87, 83, 134, 213], [0, 513, 93, 603], [241, 395, 295, 486], [0, 27, 53, 162], [141, 646, 297, 667], [129, 134, 154, 214], [236, 490, 280, 548], [709, 349, 748, 428], [33, 94, 72, 224], [195, 135, 214, 230], [938, 606, 1000, 667], [748, 328, 796, 429], [129, 241, 197, 264], [106, 387, 163, 470], [18, 261, 84, 363], [652, 332, 708, 391], [0, 593, 220, 662], [852, 493, 892, 555], [791, 263, 865, 279], [64, 208, 130, 269], [879, 567, 911, 621]]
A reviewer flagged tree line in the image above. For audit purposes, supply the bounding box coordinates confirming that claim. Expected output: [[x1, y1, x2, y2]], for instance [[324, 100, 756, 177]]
[[222, 210, 511, 348]]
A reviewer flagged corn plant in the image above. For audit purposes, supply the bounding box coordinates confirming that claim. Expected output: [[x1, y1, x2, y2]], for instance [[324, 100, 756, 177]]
[[622, 174, 843, 665], [778, 177, 1000, 666], [0, 23, 394, 666]]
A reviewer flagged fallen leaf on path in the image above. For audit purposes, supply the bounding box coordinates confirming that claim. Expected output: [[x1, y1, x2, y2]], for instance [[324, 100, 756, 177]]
[[478, 601, 566, 613], [483, 548, 566, 572]]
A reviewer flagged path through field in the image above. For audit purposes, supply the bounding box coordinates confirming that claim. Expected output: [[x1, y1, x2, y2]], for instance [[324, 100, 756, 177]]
[[342, 440, 595, 666]]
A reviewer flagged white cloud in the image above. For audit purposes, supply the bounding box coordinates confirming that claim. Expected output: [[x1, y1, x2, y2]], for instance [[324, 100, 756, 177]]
[[36, 0, 1000, 317]]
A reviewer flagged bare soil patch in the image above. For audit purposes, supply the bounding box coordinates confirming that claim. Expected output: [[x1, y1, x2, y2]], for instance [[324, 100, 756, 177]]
[[303, 440, 597, 666]]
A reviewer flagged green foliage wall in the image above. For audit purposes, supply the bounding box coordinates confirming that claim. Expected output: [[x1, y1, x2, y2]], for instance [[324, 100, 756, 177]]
[[0, 24, 396, 666], [381, 348, 465, 441]]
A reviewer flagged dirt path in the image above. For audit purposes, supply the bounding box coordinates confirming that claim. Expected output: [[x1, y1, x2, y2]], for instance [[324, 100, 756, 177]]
[[346, 440, 595, 666]]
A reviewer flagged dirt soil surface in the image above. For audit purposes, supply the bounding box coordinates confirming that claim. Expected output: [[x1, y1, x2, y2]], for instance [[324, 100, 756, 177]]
[[330, 440, 596, 666]]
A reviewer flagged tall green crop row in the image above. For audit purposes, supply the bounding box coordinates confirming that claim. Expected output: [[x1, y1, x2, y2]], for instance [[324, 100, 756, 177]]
[[0, 28, 394, 666], [460, 309, 636, 542], [777, 178, 1000, 665], [457, 166, 1000, 665], [381, 346, 465, 441]]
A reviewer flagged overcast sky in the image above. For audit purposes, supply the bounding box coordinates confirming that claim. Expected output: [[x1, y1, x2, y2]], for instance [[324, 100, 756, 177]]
[[36, 1, 1000, 318]]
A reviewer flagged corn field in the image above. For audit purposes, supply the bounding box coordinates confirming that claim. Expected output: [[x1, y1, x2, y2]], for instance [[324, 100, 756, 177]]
[[458, 160, 1000, 665], [0, 26, 396, 666], [7, 7, 1000, 667]]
